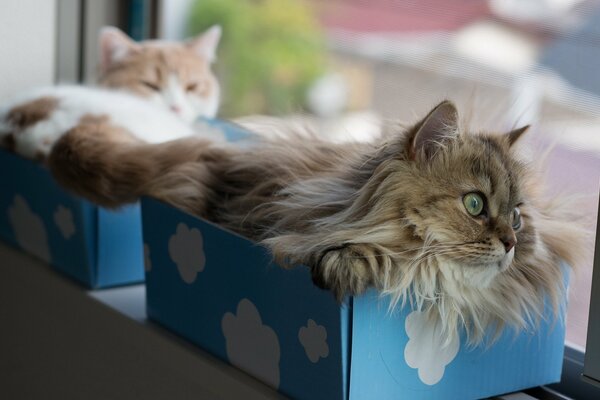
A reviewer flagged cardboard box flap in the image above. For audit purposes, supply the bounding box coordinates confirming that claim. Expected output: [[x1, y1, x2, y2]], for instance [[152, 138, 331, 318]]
[[95, 204, 144, 287]]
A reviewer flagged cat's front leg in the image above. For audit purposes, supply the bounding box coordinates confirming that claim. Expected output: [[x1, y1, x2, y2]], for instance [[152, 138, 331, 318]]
[[310, 243, 390, 300], [2, 96, 61, 160]]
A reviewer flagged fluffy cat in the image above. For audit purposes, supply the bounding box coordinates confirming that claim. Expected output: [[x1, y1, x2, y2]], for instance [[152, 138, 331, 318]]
[[0, 25, 222, 160], [48, 101, 584, 344]]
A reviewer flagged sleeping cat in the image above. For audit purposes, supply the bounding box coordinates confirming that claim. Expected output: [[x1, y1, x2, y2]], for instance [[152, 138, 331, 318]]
[[0, 25, 222, 160], [48, 101, 584, 344]]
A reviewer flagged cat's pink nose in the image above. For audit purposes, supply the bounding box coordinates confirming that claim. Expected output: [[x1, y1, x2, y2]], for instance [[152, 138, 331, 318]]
[[501, 235, 517, 253], [170, 105, 181, 114]]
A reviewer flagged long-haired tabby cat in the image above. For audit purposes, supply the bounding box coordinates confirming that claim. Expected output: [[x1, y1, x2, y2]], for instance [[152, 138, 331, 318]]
[[48, 101, 584, 344], [0, 25, 222, 160]]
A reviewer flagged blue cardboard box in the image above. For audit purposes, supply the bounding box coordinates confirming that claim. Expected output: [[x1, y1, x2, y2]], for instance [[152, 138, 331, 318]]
[[141, 196, 566, 400], [0, 119, 248, 288], [0, 148, 144, 288]]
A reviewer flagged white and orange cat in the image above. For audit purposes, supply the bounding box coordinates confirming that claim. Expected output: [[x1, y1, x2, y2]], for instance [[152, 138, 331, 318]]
[[0, 25, 222, 160]]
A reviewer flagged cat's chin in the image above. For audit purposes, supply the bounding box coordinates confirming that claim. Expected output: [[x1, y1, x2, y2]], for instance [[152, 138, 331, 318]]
[[498, 247, 515, 272], [439, 248, 514, 289], [440, 262, 499, 289]]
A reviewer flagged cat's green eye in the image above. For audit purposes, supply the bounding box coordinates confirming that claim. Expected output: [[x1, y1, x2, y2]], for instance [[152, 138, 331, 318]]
[[463, 193, 484, 216], [512, 207, 522, 230]]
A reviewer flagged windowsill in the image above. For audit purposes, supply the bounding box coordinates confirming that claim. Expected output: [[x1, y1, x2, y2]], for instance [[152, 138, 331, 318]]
[[0, 241, 283, 399]]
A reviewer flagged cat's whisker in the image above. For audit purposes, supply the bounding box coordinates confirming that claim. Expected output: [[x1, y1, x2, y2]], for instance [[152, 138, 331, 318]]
[[341, 242, 462, 259]]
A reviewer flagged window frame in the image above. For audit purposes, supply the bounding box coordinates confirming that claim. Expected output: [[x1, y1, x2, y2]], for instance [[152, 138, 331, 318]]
[[541, 345, 600, 399], [582, 200, 600, 388], [544, 199, 600, 398]]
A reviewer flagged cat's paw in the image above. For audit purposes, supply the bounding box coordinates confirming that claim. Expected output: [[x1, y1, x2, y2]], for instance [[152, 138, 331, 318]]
[[3, 96, 60, 161], [14, 132, 56, 161], [311, 244, 382, 301]]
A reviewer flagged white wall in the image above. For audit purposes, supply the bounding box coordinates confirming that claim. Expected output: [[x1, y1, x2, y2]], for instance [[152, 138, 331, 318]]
[[0, 0, 57, 98]]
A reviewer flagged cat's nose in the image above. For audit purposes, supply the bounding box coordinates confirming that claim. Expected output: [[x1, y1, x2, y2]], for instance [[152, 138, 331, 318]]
[[501, 234, 517, 253], [170, 105, 182, 114]]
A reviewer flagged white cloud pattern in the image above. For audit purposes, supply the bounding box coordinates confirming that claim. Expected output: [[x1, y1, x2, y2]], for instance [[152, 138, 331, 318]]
[[222, 299, 280, 389], [8, 195, 51, 262], [168, 223, 205, 283], [53, 205, 76, 239], [298, 319, 329, 363], [404, 310, 460, 385]]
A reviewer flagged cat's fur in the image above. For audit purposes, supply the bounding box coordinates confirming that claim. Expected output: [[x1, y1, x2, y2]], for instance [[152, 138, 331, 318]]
[[48, 101, 585, 344], [0, 25, 222, 160]]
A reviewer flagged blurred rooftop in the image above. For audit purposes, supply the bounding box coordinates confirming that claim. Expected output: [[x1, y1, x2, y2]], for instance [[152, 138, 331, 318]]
[[313, 0, 491, 33]]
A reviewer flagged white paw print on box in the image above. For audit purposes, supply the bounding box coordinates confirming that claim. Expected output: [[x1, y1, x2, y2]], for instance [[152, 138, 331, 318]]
[[222, 299, 280, 389], [53, 205, 76, 239], [7, 195, 51, 262], [168, 223, 205, 283], [404, 311, 459, 385], [299, 319, 329, 363]]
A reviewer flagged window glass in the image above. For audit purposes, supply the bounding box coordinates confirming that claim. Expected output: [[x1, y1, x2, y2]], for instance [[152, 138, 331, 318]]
[[167, 0, 600, 349]]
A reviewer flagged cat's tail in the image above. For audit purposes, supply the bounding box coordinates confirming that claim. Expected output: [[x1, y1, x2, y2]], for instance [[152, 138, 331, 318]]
[[48, 122, 226, 215]]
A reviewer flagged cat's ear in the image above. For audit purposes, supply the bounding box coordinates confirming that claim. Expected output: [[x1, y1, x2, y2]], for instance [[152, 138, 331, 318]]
[[409, 101, 459, 161], [188, 25, 222, 63], [506, 125, 530, 147], [99, 27, 139, 72]]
